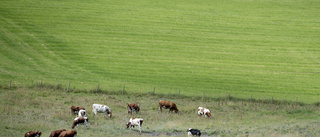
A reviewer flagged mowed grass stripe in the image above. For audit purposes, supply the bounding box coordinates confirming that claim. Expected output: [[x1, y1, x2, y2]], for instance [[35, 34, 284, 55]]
[[1, 0, 319, 103]]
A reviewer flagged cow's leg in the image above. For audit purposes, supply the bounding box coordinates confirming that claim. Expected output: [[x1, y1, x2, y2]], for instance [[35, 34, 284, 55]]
[[139, 124, 141, 133], [158, 106, 162, 113], [93, 109, 97, 116], [85, 120, 88, 128]]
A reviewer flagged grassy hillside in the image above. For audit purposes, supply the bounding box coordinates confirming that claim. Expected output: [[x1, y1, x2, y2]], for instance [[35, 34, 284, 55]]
[[1, 0, 320, 103], [1, 87, 320, 137]]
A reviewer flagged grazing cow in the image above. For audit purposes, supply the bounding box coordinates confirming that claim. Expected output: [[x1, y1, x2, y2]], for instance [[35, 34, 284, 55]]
[[188, 128, 201, 137], [70, 106, 85, 115], [127, 103, 140, 114], [197, 107, 211, 118], [49, 129, 66, 137], [126, 118, 144, 133], [72, 117, 88, 129], [92, 104, 112, 118], [24, 131, 41, 137], [58, 130, 77, 137], [158, 101, 179, 113], [78, 109, 86, 117]]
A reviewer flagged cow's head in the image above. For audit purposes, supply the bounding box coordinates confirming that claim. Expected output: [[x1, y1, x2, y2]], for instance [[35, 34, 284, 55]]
[[175, 108, 179, 113], [36, 131, 41, 137], [126, 122, 131, 128], [71, 130, 77, 135], [206, 112, 211, 118], [107, 110, 112, 118]]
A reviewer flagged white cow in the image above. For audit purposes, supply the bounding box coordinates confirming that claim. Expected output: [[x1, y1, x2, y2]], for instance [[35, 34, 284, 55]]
[[126, 118, 144, 133], [78, 109, 86, 117], [197, 107, 212, 118], [92, 104, 112, 118]]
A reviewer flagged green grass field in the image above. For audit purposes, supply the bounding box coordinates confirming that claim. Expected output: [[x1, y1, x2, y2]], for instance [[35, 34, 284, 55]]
[[1, 0, 320, 103]]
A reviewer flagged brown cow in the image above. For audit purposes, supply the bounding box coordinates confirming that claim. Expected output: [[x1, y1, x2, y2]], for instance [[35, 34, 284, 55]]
[[70, 106, 85, 114], [49, 129, 66, 137], [127, 103, 140, 114], [58, 130, 77, 137], [158, 101, 179, 113], [24, 131, 41, 137]]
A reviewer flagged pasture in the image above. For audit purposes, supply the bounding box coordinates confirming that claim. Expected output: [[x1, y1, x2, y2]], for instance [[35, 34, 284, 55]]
[[1, 86, 320, 136]]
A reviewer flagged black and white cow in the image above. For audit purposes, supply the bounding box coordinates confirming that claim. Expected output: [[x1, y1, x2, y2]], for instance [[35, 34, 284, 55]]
[[188, 128, 201, 137]]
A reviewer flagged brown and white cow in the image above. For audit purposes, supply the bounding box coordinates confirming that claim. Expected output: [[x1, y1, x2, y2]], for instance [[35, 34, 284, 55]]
[[24, 131, 41, 137], [127, 103, 140, 114], [197, 107, 211, 118], [126, 118, 144, 133], [49, 129, 66, 137], [158, 101, 179, 113], [72, 117, 89, 129], [70, 106, 85, 115], [58, 130, 77, 137]]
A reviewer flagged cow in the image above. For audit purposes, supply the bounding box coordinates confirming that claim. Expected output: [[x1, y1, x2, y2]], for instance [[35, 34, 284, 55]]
[[78, 109, 86, 117], [197, 107, 211, 118], [127, 103, 140, 114], [72, 116, 88, 129], [58, 130, 77, 137], [70, 106, 85, 115], [24, 131, 41, 137], [92, 104, 112, 118], [49, 129, 66, 137], [188, 128, 201, 137], [126, 118, 143, 133], [158, 101, 178, 113]]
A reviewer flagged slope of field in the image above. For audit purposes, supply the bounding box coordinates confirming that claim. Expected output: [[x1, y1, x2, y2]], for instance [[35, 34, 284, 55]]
[[0, 0, 319, 103]]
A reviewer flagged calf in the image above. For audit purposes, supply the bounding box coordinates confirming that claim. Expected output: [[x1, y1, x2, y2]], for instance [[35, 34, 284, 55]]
[[92, 104, 112, 118], [158, 101, 179, 113], [197, 107, 211, 118], [58, 130, 77, 137], [70, 106, 85, 115], [127, 103, 140, 114], [188, 128, 201, 137], [126, 118, 144, 133], [49, 129, 66, 137], [72, 117, 89, 129], [78, 109, 86, 117], [24, 131, 41, 137]]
